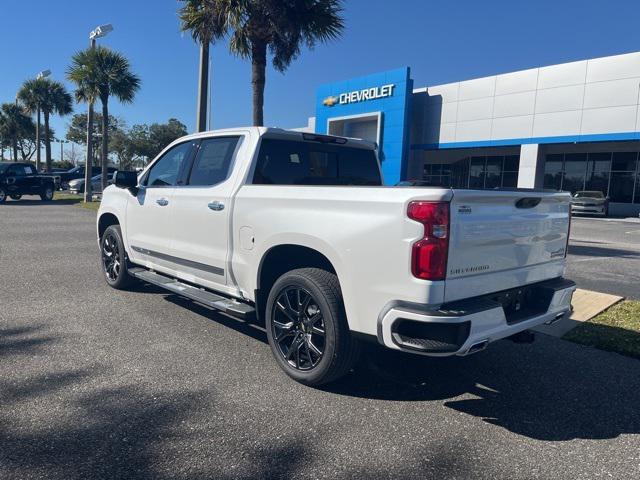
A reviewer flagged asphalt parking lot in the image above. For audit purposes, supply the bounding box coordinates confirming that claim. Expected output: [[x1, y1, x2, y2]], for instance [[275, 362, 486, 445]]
[[1, 199, 639, 479], [567, 216, 640, 299]]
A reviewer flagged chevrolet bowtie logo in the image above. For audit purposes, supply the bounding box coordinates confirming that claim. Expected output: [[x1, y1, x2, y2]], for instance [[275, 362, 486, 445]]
[[323, 96, 339, 107]]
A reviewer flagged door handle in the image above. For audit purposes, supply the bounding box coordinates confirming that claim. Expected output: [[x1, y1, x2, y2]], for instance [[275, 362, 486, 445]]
[[156, 198, 169, 206], [208, 201, 225, 211]]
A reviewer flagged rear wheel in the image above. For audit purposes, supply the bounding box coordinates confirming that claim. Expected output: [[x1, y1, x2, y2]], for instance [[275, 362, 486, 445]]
[[101, 225, 135, 290], [40, 185, 54, 201], [0, 187, 6, 203], [265, 268, 360, 386], [10, 194, 22, 200]]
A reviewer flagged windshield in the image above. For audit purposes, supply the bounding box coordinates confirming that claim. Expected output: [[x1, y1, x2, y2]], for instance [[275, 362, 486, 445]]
[[575, 191, 604, 198]]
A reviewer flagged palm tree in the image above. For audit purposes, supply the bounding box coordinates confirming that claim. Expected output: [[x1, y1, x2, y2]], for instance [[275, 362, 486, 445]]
[[68, 46, 140, 189], [224, 0, 345, 126], [0, 103, 33, 162], [178, 0, 229, 131], [18, 78, 72, 172]]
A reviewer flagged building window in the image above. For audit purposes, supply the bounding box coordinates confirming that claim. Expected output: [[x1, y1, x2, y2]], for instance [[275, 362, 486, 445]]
[[543, 150, 639, 203], [422, 154, 519, 189]]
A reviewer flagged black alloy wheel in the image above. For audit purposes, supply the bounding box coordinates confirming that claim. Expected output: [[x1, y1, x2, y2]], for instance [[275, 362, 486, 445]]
[[271, 286, 326, 371], [265, 268, 360, 386], [102, 231, 122, 283], [100, 225, 135, 290]]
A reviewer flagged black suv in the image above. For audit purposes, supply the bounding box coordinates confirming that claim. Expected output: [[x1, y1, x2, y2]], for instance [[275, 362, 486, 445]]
[[0, 162, 56, 203]]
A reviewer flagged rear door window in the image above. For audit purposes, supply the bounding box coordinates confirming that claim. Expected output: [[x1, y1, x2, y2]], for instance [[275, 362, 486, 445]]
[[253, 138, 381, 186]]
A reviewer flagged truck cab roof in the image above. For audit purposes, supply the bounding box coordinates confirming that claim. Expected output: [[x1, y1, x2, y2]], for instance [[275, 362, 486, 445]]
[[174, 127, 377, 151]]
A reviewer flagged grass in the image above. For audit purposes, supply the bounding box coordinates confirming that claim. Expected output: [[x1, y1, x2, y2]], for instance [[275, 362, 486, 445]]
[[564, 300, 640, 359], [54, 192, 101, 212]]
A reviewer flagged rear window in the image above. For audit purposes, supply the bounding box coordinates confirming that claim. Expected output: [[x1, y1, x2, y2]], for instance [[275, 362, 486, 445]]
[[253, 138, 381, 186]]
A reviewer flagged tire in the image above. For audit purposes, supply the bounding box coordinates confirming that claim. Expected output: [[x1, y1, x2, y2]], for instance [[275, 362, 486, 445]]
[[265, 268, 360, 386], [100, 225, 135, 290], [10, 194, 22, 200], [40, 185, 54, 201], [0, 187, 6, 204]]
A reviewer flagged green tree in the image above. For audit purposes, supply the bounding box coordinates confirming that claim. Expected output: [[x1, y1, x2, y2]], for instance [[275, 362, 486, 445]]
[[0, 103, 34, 162], [67, 46, 141, 188], [181, 0, 344, 126], [148, 118, 188, 158], [17, 78, 72, 172], [66, 112, 124, 165]]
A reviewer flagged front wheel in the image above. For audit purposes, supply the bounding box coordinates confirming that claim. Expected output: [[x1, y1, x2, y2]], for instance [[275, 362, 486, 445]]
[[265, 268, 360, 386], [40, 185, 54, 201], [0, 187, 6, 203], [100, 225, 135, 290]]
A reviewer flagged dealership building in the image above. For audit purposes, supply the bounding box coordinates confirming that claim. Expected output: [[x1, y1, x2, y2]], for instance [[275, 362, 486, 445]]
[[298, 51, 640, 216]]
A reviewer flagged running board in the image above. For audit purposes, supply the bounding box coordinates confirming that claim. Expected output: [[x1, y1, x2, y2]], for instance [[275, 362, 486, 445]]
[[129, 267, 255, 320]]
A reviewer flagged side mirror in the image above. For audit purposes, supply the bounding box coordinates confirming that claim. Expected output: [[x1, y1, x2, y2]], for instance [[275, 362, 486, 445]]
[[114, 170, 138, 194]]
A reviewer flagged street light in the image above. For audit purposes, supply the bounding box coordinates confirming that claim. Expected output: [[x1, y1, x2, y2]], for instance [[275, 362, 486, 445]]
[[90, 24, 113, 41], [83, 23, 113, 202], [35, 69, 51, 172]]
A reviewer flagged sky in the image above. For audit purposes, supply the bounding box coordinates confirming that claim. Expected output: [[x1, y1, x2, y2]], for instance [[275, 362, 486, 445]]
[[2, 0, 640, 158]]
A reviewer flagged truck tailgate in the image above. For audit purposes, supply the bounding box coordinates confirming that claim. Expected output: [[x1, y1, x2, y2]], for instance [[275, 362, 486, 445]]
[[444, 189, 571, 303]]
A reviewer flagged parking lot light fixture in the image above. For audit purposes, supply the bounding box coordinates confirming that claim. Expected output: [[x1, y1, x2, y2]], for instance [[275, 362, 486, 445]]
[[90, 24, 113, 41]]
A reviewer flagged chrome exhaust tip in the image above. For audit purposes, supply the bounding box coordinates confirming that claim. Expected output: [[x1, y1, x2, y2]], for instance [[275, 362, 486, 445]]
[[544, 312, 566, 325], [466, 340, 489, 355]]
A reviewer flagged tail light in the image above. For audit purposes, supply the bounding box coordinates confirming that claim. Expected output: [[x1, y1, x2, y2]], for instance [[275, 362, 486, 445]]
[[407, 201, 450, 281]]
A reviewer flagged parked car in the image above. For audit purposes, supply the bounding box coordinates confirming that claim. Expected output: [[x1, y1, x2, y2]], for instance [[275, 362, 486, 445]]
[[68, 173, 114, 195], [59, 166, 117, 190], [571, 190, 609, 216], [97, 127, 575, 386], [0, 162, 56, 202]]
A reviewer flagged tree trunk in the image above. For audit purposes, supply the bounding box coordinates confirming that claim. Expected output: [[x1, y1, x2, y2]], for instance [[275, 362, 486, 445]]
[[12, 137, 18, 162], [196, 42, 210, 132], [101, 100, 109, 190], [251, 42, 267, 127], [44, 112, 52, 172]]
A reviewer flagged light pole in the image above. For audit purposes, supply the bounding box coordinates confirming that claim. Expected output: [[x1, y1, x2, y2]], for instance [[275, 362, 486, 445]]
[[35, 69, 51, 172], [57, 139, 69, 164], [83, 23, 113, 202]]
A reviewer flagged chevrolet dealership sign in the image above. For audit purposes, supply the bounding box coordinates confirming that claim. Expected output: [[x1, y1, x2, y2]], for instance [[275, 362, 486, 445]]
[[323, 84, 395, 107]]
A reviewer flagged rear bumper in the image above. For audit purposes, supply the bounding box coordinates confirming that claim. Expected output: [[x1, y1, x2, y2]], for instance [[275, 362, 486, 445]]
[[377, 277, 576, 356]]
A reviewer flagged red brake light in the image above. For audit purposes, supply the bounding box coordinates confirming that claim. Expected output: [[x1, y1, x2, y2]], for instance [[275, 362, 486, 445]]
[[407, 201, 450, 281]]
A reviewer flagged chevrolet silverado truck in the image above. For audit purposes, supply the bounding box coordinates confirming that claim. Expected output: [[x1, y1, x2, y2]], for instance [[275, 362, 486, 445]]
[[97, 128, 576, 386], [0, 162, 56, 202]]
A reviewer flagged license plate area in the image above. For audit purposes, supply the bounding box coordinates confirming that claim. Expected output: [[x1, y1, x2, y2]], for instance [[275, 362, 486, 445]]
[[488, 283, 554, 325]]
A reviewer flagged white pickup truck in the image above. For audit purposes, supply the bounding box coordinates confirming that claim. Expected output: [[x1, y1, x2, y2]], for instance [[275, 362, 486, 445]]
[[97, 127, 575, 386]]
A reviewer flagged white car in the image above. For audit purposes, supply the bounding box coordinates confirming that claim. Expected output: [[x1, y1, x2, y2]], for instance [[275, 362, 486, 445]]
[[97, 127, 575, 386]]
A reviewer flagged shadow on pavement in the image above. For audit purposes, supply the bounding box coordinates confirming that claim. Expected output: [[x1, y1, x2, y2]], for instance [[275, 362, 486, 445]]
[[163, 294, 268, 345], [1, 198, 84, 206], [326, 338, 640, 441], [0, 325, 58, 358], [148, 288, 640, 442], [568, 244, 639, 258]]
